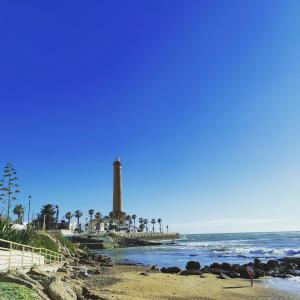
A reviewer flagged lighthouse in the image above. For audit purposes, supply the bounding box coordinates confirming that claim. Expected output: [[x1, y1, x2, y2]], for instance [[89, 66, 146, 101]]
[[113, 157, 123, 214]]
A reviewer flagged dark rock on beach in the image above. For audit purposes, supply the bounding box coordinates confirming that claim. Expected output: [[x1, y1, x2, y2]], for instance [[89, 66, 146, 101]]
[[180, 270, 203, 276], [186, 261, 201, 271], [161, 266, 181, 274]]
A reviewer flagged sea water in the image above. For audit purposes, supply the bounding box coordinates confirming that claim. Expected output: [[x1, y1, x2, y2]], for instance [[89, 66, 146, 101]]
[[98, 231, 300, 268]]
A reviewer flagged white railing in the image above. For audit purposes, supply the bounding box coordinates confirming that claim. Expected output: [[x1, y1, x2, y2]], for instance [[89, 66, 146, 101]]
[[0, 238, 61, 271], [114, 232, 179, 239]]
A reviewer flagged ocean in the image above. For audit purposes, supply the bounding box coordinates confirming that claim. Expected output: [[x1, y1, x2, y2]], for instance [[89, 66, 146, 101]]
[[98, 231, 300, 268]]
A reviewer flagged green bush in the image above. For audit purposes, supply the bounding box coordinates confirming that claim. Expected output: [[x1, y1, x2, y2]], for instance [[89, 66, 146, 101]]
[[54, 233, 77, 253], [0, 219, 36, 245], [29, 234, 58, 253]]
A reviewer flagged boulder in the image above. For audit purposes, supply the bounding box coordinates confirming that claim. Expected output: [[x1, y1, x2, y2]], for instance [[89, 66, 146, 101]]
[[100, 262, 114, 267], [221, 263, 232, 271], [139, 272, 150, 276], [186, 261, 201, 271], [210, 263, 221, 269], [150, 265, 160, 272], [266, 260, 280, 270], [180, 270, 202, 276], [46, 277, 77, 300], [254, 258, 261, 267], [95, 255, 111, 263], [29, 266, 51, 278], [218, 273, 231, 280], [57, 267, 70, 275], [82, 286, 106, 299], [161, 267, 181, 274]]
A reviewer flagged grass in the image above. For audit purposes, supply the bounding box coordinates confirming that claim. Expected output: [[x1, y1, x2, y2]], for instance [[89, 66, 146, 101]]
[[0, 283, 41, 300], [29, 233, 58, 252], [54, 233, 77, 253]]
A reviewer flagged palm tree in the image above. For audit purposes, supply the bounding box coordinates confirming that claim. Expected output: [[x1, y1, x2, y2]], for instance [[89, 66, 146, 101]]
[[138, 218, 144, 231], [132, 214, 137, 232], [151, 218, 156, 232], [144, 219, 149, 232], [95, 212, 102, 232], [65, 211, 73, 228], [13, 204, 25, 224], [75, 210, 83, 230], [40, 204, 55, 230], [88, 209, 95, 221], [126, 215, 131, 228], [157, 218, 162, 233]]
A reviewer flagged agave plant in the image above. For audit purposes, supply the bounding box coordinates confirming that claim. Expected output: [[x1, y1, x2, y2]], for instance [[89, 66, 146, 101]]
[[0, 219, 36, 247]]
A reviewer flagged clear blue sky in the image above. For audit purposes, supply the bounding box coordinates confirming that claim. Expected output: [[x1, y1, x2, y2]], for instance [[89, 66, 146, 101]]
[[0, 1, 299, 233]]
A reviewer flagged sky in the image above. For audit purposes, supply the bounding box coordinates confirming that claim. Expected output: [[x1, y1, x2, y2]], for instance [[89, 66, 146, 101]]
[[0, 1, 299, 233]]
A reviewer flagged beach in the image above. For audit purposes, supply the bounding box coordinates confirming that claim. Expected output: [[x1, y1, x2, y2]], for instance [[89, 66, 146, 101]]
[[83, 264, 299, 300]]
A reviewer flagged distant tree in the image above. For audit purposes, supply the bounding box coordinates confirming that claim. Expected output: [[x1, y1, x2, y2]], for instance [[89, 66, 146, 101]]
[[157, 218, 162, 233], [151, 218, 156, 232], [138, 218, 144, 232], [126, 215, 131, 227], [139, 218, 145, 231], [13, 204, 25, 224], [75, 210, 83, 229], [144, 219, 149, 232], [88, 209, 95, 221], [38, 204, 56, 230], [55, 205, 59, 227], [65, 211, 73, 227], [95, 212, 102, 220], [0, 162, 20, 220], [95, 212, 102, 231], [132, 214, 137, 232]]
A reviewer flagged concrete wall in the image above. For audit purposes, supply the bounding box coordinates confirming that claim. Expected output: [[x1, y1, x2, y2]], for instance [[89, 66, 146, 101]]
[[0, 249, 44, 272]]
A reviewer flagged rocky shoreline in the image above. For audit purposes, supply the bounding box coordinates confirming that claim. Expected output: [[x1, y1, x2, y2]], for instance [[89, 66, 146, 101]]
[[1, 244, 299, 300], [157, 257, 300, 280]]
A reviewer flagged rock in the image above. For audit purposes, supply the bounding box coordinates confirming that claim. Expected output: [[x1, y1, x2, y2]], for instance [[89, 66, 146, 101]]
[[0, 272, 36, 289], [254, 258, 261, 267], [180, 270, 202, 276], [161, 266, 181, 274], [266, 260, 280, 270], [100, 262, 114, 267], [57, 267, 70, 274], [218, 273, 231, 280], [82, 286, 106, 299], [150, 265, 160, 272], [279, 257, 300, 269], [95, 254, 111, 263], [221, 263, 232, 271], [224, 271, 240, 278], [139, 272, 150, 276], [186, 261, 201, 271], [46, 277, 77, 300], [29, 266, 51, 278], [210, 263, 221, 269]]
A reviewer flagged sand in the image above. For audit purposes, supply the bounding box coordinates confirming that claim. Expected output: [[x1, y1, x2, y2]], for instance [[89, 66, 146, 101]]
[[87, 265, 299, 300]]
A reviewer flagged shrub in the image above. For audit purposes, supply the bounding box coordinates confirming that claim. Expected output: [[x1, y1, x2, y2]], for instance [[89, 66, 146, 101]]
[[29, 234, 58, 253], [54, 233, 77, 253], [0, 219, 36, 245]]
